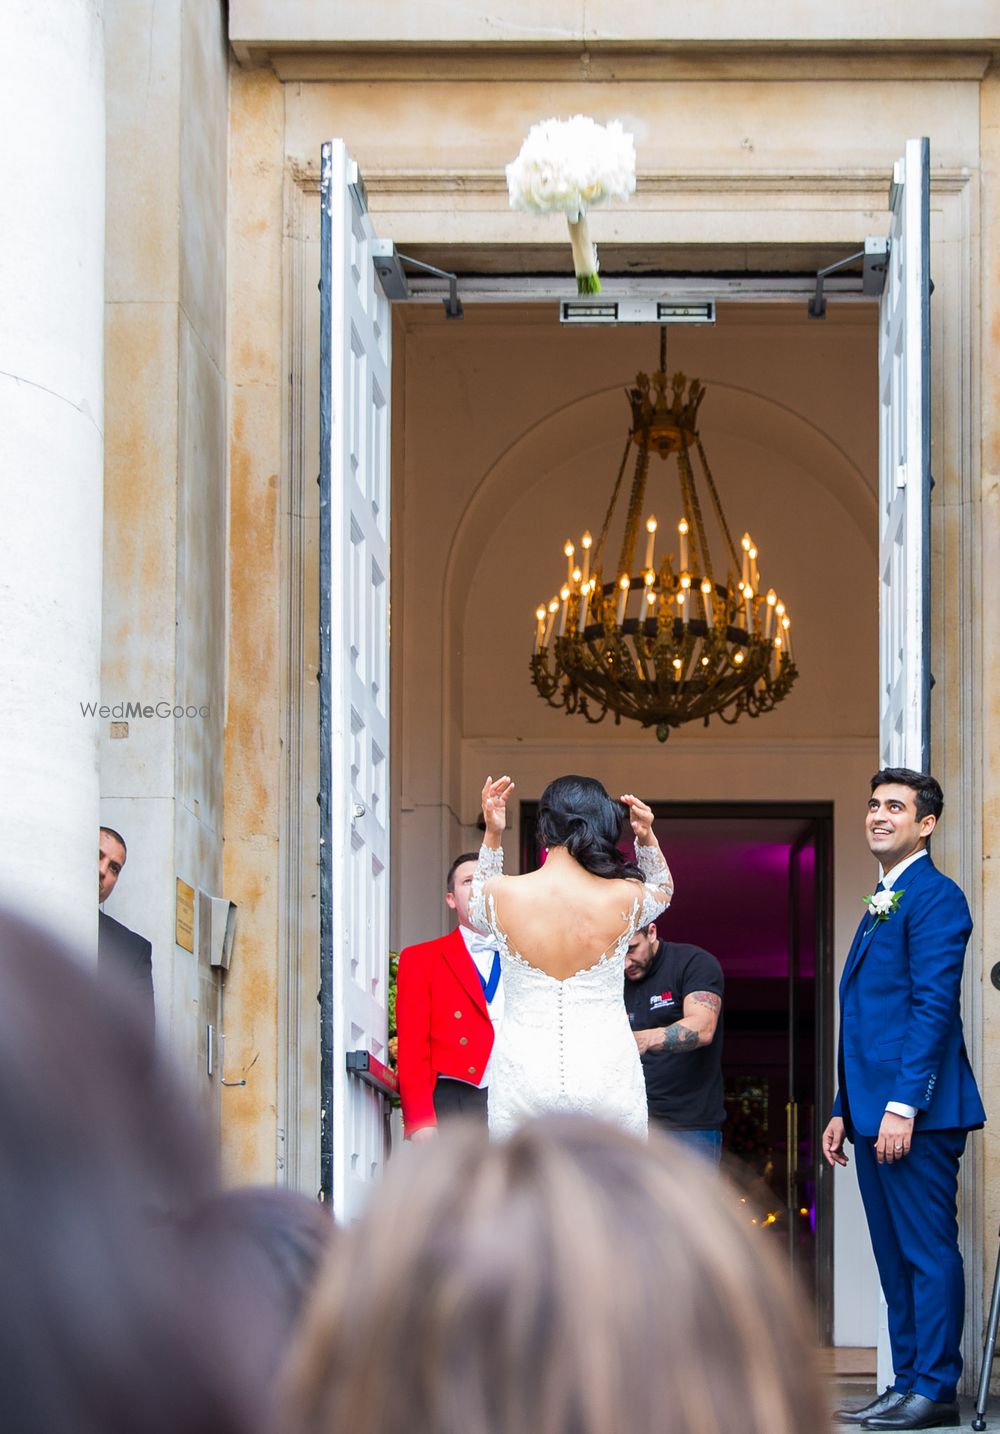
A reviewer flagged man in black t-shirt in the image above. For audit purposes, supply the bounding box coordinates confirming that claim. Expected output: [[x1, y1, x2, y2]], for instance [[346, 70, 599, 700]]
[[623, 922, 725, 1164]]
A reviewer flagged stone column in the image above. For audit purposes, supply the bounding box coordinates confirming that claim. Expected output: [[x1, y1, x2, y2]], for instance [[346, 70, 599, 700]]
[[0, 2, 105, 948]]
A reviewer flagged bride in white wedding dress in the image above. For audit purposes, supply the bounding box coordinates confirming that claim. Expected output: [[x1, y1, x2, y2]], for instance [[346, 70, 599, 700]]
[[470, 774, 673, 1139]]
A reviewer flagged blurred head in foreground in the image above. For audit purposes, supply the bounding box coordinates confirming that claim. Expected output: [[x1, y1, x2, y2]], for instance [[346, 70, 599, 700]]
[[0, 909, 259, 1434], [180, 1185, 334, 1375], [287, 1116, 827, 1434]]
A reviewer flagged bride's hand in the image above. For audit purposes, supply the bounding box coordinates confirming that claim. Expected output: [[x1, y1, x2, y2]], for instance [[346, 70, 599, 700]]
[[621, 793, 655, 846], [482, 775, 515, 839]]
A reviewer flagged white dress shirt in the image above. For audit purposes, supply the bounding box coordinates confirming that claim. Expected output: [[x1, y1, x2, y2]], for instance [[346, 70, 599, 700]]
[[878, 848, 928, 1120], [460, 924, 504, 1088]]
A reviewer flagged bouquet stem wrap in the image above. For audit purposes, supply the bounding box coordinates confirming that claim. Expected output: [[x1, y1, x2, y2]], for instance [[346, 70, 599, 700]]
[[567, 216, 600, 293]]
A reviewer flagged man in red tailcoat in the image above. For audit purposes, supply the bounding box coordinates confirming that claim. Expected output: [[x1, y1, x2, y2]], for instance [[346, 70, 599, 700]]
[[396, 852, 503, 1139]]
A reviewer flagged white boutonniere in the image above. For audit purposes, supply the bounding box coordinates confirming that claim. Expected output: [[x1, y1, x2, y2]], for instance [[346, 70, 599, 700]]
[[863, 887, 904, 926]]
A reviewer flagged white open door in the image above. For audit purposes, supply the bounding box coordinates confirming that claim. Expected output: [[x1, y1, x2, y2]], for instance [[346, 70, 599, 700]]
[[878, 136, 931, 772], [319, 140, 393, 1218], [875, 135, 932, 1386]]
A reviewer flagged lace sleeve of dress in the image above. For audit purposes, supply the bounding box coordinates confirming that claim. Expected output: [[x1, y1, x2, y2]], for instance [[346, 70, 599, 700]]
[[469, 843, 504, 935], [635, 841, 674, 929]]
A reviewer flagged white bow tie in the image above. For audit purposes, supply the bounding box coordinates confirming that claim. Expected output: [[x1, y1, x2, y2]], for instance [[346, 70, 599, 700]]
[[463, 928, 498, 957]]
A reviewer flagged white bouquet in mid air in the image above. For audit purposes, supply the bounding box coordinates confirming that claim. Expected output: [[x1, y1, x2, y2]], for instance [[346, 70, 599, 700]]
[[506, 115, 636, 293]]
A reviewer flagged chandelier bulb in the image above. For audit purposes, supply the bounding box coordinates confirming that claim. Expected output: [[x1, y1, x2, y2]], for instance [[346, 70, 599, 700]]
[[741, 532, 752, 551], [581, 531, 593, 549], [644, 570, 655, 586], [734, 651, 745, 665], [572, 566, 582, 584], [535, 604, 546, 622], [564, 540, 574, 557]]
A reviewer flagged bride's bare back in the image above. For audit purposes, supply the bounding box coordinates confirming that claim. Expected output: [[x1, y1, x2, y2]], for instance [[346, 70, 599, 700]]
[[484, 850, 648, 982]]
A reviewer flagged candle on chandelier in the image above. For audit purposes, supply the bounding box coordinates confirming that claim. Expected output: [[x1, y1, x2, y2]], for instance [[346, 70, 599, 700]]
[[781, 614, 794, 662], [749, 543, 759, 592], [677, 588, 688, 627], [700, 578, 713, 627], [678, 516, 689, 572], [581, 530, 592, 584], [543, 597, 559, 649], [534, 603, 546, 654], [579, 579, 591, 632], [743, 587, 754, 635], [572, 566, 582, 586], [557, 585, 571, 638], [741, 533, 751, 588], [616, 574, 630, 627], [644, 515, 657, 572], [764, 588, 777, 640], [672, 657, 683, 684], [564, 540, 575, 584], [773, 632, 783, 675]]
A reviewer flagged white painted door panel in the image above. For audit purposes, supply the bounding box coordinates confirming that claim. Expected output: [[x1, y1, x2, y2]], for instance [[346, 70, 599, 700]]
[[878, 137, 931, 772], [320, 140, 392, 1219]]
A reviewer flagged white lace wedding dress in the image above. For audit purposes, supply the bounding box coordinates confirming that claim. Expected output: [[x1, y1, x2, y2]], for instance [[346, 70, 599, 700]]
[[470, 843, 673, 1140]]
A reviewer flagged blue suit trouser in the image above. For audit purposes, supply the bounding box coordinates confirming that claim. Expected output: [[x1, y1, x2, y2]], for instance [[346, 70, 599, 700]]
[[853, 1128, 967, 1404]]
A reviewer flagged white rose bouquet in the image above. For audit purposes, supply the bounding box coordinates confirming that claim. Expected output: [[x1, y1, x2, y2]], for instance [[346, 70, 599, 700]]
[[505, 115, 637, 294]]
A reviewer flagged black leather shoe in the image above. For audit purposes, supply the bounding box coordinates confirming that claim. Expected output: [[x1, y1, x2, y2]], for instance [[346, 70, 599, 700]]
[[835, 1388, 909, 1424], [860, 1391, 960, 1429]]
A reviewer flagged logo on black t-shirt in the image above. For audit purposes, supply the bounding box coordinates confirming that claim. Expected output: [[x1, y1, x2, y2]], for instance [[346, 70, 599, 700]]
[[649, 990, 676, 1010]]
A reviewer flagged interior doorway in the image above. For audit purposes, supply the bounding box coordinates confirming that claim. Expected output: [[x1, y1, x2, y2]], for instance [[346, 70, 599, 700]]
[[520, 798, 835, 1339]]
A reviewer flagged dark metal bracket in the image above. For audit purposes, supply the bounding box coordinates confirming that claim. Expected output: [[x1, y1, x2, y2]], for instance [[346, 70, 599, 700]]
[[371, 239, 463, 319], [807, 236, 889, 318]]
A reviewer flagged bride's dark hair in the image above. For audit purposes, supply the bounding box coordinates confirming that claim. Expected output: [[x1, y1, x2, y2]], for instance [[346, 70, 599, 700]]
[[536, 775, 643, 881]]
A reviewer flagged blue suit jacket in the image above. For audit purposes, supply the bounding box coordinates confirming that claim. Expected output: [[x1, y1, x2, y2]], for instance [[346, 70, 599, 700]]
[[832, 854, 985, 1139]]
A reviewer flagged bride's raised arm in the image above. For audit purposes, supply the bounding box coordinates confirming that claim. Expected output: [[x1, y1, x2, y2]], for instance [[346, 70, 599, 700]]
[[469, 774, 515, 935], [621, 793, 674, 926]]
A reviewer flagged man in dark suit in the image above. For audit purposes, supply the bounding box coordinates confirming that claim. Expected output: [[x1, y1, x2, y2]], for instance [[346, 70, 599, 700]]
[[98, 826, 154, 1035], [824, 770, 985, 1431], [396, 852, 500, 1139]]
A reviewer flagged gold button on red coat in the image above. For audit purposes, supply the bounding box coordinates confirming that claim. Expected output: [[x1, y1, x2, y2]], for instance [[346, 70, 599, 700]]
[[459, 1036, 468, 1046], [454, 1010, 462, 1018], [468, 1067, 476, 1075]]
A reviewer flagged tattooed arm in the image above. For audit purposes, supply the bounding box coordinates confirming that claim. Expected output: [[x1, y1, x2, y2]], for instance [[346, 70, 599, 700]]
[[633, 991, 721, 1056]]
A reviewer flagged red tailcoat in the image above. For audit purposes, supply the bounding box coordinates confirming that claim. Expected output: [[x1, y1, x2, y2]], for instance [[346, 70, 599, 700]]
[[396, 928, 495, 1135]]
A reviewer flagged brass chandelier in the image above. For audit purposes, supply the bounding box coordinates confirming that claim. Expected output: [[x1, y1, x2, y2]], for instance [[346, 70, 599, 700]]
[[530, 331, 798, 741]]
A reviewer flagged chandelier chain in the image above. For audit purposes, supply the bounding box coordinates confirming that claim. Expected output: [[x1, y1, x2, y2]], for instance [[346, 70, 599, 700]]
[[617, 442, 652, 578], [695, 435, 742, 579], [592, 431, 633, 572]]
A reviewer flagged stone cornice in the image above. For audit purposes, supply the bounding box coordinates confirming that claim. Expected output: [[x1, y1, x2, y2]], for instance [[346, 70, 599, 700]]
[[262, 49, 994, 82], [230, 0, 1000, 69], [288, 162, 974, 198]]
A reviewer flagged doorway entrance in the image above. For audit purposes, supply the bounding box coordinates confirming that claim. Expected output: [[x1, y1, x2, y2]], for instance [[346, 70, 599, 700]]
[[520, 798, 835, 1338]]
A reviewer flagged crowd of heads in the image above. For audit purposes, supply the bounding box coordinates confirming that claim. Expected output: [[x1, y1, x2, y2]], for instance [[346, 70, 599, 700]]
[[3, 814, 834, 1433]]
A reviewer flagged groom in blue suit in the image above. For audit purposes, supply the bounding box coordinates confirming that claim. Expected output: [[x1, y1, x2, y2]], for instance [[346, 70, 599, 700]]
[[825, 769, 985, 1431]]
